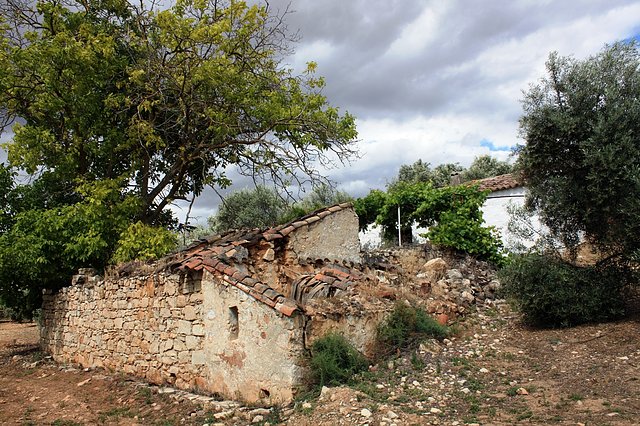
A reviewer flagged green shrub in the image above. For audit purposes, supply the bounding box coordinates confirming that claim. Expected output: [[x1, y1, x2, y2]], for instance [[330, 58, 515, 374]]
[[111, 222, 177, 264], [499, 254, 626, 327], [309, 333, 368, 388], [376, 303, 449, 357]]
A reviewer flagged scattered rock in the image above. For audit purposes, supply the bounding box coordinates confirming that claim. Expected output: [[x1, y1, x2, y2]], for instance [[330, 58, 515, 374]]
[[360, 408, 372, 418], [76, 378, 91, 387]]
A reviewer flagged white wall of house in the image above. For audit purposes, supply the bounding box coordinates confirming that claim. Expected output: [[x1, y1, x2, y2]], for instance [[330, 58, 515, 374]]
[[481, 186, 544, 249], [481, 187, 526, 243]]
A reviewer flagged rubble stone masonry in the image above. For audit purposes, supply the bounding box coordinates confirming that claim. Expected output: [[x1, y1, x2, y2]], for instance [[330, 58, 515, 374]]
[[41, 269, 305, 403]]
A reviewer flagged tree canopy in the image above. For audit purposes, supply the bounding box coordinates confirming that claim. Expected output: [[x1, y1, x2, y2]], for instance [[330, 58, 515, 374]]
[[391, 155, 513, 190], [461, 155, 513, 181], [208, 185, 289, 233], [0, 0, 357, 223], [517, 42, 640, 266], [0, 0, 357, 318], [209, 183, 353, 233], [355, 182, 504, 264]]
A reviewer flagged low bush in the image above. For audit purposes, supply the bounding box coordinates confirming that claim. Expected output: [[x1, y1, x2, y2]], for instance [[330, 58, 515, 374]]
[[499, 254, 626, 327], [309, 333, 368, 388], [376, 303, 449, 357]]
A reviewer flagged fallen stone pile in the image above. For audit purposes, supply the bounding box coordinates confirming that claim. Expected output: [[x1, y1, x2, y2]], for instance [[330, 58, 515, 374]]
[[417, 256, 501, 318]]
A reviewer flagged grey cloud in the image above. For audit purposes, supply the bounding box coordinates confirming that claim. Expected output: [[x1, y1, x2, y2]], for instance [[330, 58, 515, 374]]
[[269, 0, 638, 120]]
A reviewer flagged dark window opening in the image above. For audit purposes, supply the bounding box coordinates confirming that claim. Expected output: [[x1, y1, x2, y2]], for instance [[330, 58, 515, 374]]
[[182, 270, 203, 293], [229, 306, 239, 339]]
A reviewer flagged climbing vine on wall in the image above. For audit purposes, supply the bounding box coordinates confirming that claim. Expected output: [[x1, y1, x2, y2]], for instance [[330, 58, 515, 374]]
[[355, 183, 504, 265]]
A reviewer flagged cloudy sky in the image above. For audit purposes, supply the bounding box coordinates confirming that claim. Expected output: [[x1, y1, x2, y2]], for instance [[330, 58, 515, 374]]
[[2, 0, 640, 224], [185, 0, 640, 224]]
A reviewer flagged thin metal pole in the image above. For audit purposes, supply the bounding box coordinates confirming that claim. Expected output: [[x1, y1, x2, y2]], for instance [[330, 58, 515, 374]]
[[397, 205, 402, 247]]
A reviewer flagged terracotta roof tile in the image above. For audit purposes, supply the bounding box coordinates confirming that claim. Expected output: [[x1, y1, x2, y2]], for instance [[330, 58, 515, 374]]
[[171, 202, 358, 317], [263, 288, 280, 301], [305, 216, 320, 225], [275, 300, 298, 317], [279, 225, 296, 236], [263, 232, 283, 242], [472, 173, 521, 192]]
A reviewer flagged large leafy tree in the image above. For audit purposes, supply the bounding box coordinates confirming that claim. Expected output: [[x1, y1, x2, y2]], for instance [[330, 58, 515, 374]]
[[393, 160, 463, 188], [0, 0, 357, 317], [517, 42, 640, 266], [462, 155, 513, 181], [208, 185, 289, 233], [0, 0, 357, 223]]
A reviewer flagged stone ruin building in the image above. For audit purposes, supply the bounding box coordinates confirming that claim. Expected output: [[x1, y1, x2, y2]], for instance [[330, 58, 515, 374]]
[[40, 203, 500, 404], [41, 204, 393, 403]]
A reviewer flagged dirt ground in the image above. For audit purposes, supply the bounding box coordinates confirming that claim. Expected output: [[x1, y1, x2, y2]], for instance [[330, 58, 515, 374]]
[[1, 304, 639, 425]]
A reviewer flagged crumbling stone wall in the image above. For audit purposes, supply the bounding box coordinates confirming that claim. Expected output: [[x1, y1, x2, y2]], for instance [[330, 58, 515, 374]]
[[41, 269, 305, 403], [286, 208, 361, 264], [41, 269, 208, 391], [200, 274, 305, 403]]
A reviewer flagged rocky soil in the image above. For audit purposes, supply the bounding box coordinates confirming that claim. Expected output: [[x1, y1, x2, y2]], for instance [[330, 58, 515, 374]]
[[2, 298, 640, 425]]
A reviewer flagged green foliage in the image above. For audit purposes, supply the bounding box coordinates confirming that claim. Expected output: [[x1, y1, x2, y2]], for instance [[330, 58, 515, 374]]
[[415, 185, 505, 265], [358, 182, 504, 264], [517, 42, 640, 264], [0, 0, 357, 223], [0, 180, 140, 317], [354, 189, 387, 231], [309, 333, 368, 388], [499, 254, 627, 327], [391, 156, 512, 190], [376, 303, 449, 357], [112, 222, 177, 264], [208, 186, 289, 233], [209, 184, 353, 233], [461, 155, 514, 181], [392, 159, 463, 188], [279, 184, 353, 223], [0, 0, 356, 315]]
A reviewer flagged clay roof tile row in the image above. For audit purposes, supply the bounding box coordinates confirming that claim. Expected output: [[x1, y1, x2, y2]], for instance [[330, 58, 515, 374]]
[[173, 202, 355, 317], [472, 173, 521, 192]]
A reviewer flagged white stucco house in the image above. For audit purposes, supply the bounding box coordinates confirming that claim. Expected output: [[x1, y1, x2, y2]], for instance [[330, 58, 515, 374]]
[[475, 174, 525, 242]]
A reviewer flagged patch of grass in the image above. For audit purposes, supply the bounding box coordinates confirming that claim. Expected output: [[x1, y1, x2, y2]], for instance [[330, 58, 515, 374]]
[[516, 410, 533, 420], [451, 357, 472, 368], [139, 387, 153, 404], [51, 422, 82, 426], [410, 352, 425, 370], [98, 407, 134, 422], [569, 393, 584, 401], [502, 352, 516, 361], [259, 407, 284, 425], [351, 381, 384, 401], [309, 333, 368, 389], [375, 303, 449, 358], [506, 386, 519, 397], [465, 377, 484, 392]]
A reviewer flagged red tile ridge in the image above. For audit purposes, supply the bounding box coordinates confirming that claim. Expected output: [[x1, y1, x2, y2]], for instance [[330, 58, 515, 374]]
[[275, 299, 298, 317], [279, 225, 296, 236], [291, 220, 307, 229], [305, 216, 320, 225], [263, 233, 283, 242]]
